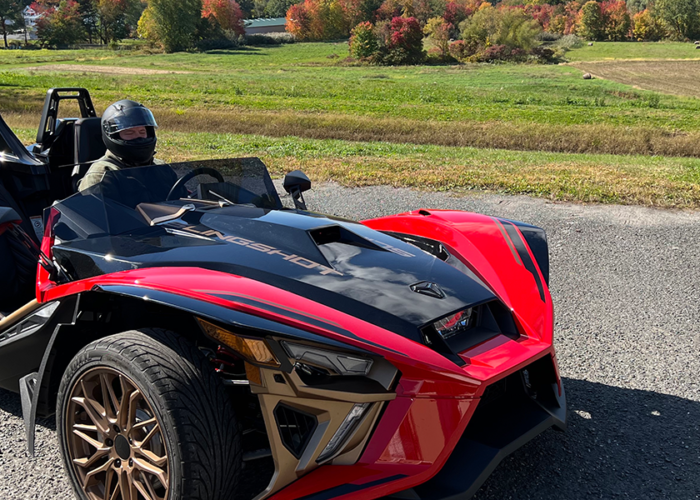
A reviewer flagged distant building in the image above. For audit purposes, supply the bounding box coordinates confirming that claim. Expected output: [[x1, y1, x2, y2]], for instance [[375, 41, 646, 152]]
[[244, 18, 287, 35], [23, 6, 41, 29]]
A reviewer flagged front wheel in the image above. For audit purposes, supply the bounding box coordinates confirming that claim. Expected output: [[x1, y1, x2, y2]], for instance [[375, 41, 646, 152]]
[[56, 328, 241, 500]]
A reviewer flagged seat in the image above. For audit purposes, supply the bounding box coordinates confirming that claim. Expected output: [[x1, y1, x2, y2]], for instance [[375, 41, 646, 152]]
[[71, 117, 106, 191]]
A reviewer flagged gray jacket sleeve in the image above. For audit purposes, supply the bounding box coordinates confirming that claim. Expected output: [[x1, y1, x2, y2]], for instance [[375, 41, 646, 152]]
[[78, 161, 121, 192]]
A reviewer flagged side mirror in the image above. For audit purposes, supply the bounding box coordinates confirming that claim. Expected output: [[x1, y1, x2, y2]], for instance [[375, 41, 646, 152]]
[[0, 207, 21, 236], [283, 170, 311, 210]]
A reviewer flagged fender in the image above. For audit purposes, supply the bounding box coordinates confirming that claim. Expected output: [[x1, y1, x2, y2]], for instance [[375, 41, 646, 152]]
[[362, 209, 552, 343]]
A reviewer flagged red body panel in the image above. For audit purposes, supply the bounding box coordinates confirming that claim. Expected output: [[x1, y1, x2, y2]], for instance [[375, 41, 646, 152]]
[[36, 208, 559, 500]]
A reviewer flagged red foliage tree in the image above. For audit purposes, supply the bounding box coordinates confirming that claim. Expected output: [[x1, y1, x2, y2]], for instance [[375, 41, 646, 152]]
[[202, 0, 245, 35], [383, 15, 424, 63], [443, 1, 471, 26]]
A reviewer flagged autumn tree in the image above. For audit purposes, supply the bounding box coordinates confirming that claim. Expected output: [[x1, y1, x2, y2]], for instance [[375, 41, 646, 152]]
[[202, 0, 244, 35], [0, 0, 24, 48], [349, 20, 377, 57], [601, 0, 630, 40], [424, 16, 452, 58], [35, 0, 86, 46], [632, 8, 666, 40]]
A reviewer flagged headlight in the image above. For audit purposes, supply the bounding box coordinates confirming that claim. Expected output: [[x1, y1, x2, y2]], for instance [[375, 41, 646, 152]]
[[281, 341, 373, 376], [316, 402, 371, 463], [433, 308, 475, 340]]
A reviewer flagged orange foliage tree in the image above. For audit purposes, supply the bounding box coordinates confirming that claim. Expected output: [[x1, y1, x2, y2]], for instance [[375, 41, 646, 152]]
[[202, 0, 245, 35]]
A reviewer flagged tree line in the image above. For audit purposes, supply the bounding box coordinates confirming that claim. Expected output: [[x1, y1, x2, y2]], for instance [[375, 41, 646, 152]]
[[287, 0, 700, 44]]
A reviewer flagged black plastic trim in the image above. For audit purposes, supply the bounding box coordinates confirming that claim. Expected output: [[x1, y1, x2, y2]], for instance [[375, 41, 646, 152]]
[[501, 219, 550, 286], [298, 474, 408, 500], [499, 220, 545, 302]]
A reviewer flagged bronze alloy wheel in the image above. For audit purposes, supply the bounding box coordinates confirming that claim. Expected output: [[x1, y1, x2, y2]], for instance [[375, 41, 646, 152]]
[[65, 367, 169, 500]]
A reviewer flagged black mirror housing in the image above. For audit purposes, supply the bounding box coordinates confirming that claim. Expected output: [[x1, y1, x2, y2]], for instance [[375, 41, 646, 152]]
[[283, 170, 311, 194], [283, 170, 311, 210]]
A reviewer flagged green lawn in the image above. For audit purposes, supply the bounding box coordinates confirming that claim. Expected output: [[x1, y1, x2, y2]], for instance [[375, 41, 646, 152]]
[[2, 42, 700, 206]]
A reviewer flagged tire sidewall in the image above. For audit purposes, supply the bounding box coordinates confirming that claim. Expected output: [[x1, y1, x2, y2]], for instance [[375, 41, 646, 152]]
[[57, 343, 182, 500]]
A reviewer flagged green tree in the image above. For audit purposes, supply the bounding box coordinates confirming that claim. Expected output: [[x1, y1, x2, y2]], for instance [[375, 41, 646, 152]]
[[0, 0, 24, 47], [497, 8, 541, 49], [578, 0, 604, 40], [75, 0, 99, 43], [150, 0, 201, 51], [265, 0, 296, 17], [655, 0, 700, 39]]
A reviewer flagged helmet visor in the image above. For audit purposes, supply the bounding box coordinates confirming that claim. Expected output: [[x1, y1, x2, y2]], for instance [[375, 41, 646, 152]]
[[104, 106, 158, 135]]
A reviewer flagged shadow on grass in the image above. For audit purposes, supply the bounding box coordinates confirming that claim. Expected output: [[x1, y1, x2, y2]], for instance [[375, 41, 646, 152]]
[[205, 47, 266, 55], [0, 378, 698, 498]]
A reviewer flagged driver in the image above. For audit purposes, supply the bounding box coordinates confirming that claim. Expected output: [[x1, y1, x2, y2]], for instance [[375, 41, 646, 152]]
[[78, 100, 164, 192]]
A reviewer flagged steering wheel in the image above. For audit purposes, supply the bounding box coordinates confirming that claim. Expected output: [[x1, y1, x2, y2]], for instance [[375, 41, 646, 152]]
[[166, 167, 225, 201]]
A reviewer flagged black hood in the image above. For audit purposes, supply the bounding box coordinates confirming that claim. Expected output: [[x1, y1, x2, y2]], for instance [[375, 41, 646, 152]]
[[54, 205, 496, 342]]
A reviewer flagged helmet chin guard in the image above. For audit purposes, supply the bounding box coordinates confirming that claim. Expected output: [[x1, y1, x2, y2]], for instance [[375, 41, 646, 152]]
[[101, 100, 158, 165]]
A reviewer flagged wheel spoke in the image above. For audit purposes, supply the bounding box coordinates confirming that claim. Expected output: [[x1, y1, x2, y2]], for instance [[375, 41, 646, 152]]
[[72, 395, 108, 434], [103, 468, 116, 500], [109, 473, 121, 500], [134, 447, 168, 468], [73, 429, 105, 451], [132, 417, 157, 431], [140, 422, 160, 448], [143, 473, 161, 500], [133, 457, 168, 488], [84, 457, 115, 482], [117, 375, 133, 430], [133, 477, 155, 500], [73, 447, 109, 469], [100, 373, 118, 419], [117, 470, 131, 500], [126, 389, 142, 432]]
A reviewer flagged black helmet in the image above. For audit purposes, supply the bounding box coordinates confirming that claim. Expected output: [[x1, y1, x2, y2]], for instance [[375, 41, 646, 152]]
[[101, 100, 158, 165]]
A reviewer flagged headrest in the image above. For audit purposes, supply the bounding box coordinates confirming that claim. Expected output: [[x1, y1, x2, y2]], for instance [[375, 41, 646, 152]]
[[74, 117, 106, 164]]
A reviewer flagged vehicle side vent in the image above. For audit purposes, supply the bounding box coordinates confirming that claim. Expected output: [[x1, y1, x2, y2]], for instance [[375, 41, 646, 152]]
[[273, 403, 317, 459]]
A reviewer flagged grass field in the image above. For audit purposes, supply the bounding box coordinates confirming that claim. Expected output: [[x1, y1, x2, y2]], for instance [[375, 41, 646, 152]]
[[571, 60, 700, 99], [2, 41, 700, 207]]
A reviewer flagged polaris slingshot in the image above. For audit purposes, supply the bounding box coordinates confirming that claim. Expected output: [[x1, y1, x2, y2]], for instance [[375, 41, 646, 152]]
[[0, 88, 566, 500]]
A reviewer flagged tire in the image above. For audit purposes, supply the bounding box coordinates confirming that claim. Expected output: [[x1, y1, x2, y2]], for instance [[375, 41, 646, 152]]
[[56, 328, 241, 500]]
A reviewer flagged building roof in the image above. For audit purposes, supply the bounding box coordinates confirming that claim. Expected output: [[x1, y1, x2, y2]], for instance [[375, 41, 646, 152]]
[[243, 17, 287, 28]]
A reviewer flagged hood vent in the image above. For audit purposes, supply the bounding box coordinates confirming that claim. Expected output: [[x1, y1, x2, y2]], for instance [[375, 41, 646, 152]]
[[310, 225, 386, 252]]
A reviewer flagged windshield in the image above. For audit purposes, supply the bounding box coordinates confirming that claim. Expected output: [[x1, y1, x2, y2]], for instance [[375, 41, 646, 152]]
[[52, 158, 283, 240]]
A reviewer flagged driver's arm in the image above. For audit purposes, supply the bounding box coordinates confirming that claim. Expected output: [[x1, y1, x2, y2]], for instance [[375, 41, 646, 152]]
[[78, 162, 120, 192]]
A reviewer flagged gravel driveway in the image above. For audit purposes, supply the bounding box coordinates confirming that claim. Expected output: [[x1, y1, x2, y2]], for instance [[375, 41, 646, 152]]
[[1, 184, 698, 500]]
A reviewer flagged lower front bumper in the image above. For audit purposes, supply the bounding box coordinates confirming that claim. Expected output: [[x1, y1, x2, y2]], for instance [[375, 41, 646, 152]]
[[390, 355, 567, 500]]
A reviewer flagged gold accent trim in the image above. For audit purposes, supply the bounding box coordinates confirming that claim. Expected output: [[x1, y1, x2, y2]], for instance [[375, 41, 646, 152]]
[[0, 299, 40, 331], [251, 367, 393, 499]]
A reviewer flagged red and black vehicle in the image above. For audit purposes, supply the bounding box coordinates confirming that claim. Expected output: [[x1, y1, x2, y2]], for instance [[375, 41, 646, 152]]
[[0, 88, 566, 500]]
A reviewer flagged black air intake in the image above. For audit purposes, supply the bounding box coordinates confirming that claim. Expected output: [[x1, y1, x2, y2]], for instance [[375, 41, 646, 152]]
[[274, 404, 317, 458]]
